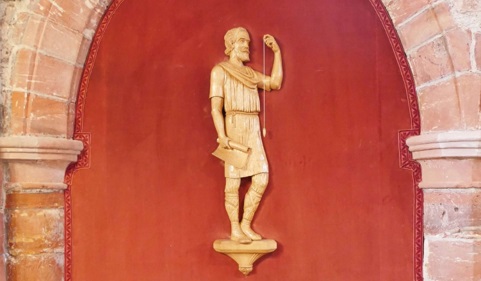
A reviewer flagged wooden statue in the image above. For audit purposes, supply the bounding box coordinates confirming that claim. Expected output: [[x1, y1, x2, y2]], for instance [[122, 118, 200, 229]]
[[210, 27, 283, 244]]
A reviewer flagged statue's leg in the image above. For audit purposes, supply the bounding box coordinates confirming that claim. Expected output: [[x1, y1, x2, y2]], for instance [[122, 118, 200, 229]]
[[241, 173, 268, 240], [225, 178, 251, 244]]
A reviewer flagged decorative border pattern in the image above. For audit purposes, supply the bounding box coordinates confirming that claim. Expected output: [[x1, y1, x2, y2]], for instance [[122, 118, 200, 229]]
[[74, 0, 126, 134], [64, 132, 91, 280], [398, 130, 423, 280], [65, 1, 424, 280], [370, 1, 423, 280], [64, 185, 73, 280], [65, 1, 125, 280], [369, 0, 420, 132]]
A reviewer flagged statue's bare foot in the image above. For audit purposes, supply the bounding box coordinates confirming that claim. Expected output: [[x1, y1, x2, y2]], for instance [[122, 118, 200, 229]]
[[241, 221, 262, 241], [231, 224, 252, 244]]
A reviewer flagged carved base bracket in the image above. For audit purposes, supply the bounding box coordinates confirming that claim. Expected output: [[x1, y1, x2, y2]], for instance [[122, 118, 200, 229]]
[[213, 239, 277, 275]]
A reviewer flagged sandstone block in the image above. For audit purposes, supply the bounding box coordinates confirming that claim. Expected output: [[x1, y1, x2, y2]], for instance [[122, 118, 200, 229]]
[[417, 77, 461, 131], [6, 253, 63, 281], [424, 236, 481, 281], [424, 189, 481, 235], [410, 36, 454, 86]]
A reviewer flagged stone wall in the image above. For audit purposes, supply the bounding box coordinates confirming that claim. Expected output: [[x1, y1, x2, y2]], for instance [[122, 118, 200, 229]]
[[0, 1, 108, 280]]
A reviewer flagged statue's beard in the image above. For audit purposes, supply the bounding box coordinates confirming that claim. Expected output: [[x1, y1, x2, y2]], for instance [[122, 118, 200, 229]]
[[236, 50, 250, 62]]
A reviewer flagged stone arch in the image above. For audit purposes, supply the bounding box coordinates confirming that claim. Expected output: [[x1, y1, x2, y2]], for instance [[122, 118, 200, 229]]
[[1, 0, 113, 137], [0, 0, 479, 280], [383, 0, 481, 132], [383, 2, 481, 280]]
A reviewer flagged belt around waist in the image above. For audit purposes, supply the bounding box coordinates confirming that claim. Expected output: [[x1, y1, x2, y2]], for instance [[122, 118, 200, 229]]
[[226, 111, 259, 116]]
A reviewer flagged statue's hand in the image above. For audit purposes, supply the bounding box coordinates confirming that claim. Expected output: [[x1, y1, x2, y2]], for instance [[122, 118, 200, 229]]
[[217, 136, 232, 150], [263, 34, 280, 53]]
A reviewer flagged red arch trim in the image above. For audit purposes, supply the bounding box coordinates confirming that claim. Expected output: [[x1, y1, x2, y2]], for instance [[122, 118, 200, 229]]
[[65, 1, 423, 280]]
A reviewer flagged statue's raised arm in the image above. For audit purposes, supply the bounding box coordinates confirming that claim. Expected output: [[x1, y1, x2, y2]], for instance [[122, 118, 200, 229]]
[[261, 34, 283, 90]]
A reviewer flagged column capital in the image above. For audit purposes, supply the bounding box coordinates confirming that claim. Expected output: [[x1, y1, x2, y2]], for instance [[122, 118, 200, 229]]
[[407, 131, 481, 188], [0, 136, 83, 191], [407, 131, 481, 159], [0, 136, 83, 161]]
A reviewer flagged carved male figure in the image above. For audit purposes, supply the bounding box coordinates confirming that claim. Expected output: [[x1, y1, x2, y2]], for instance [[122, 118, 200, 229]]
[[210, 27, 283, 243]]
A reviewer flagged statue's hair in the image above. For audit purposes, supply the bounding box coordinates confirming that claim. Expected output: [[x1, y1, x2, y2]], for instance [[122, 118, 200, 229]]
[[224, 27, 248, 56]]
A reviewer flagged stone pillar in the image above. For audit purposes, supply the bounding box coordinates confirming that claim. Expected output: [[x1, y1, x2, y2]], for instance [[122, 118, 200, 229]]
[[407, 131, 481, 281], [0, 137, 83, 281]]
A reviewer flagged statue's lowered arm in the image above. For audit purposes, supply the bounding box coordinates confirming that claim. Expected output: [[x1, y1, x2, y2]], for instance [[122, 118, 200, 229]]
[[210, 66, 231, 150]]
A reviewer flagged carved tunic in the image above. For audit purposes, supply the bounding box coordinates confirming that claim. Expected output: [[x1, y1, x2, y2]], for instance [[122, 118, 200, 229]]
[[210, 62, 269, 178]]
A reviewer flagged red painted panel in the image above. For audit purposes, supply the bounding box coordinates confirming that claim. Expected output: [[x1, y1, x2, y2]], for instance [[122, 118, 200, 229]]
[[70, 0, 417, 280]]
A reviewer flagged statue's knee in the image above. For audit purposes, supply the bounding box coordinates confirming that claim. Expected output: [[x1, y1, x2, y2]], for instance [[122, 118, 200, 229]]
[[225, 178, 241, 193], [253, 173, 268, 186], [251, 173, 268, 194]]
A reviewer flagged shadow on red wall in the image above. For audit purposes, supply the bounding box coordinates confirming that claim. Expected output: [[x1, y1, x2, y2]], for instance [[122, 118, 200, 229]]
[[69, 0, 417, 280]]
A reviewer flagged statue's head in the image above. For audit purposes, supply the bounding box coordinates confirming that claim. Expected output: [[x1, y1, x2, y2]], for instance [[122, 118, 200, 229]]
[[224, 27, 250, 62]]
